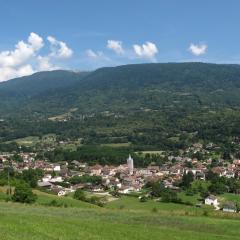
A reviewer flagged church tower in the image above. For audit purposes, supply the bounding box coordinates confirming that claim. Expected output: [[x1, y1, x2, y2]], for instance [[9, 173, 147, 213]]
[[127, 154, 134, 175]]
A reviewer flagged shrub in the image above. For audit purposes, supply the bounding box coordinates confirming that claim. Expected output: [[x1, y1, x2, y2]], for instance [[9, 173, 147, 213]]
[[73, 189, 86, 201], [139, 196, 148, 202], [12, 183, 37, 204]]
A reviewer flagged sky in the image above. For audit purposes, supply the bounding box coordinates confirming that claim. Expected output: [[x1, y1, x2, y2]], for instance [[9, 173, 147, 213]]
[[0, 0, 240, 81]]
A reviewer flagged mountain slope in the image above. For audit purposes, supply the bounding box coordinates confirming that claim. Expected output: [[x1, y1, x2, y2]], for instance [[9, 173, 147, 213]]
[[1, 62, 240, 147], [1, 62, 240, 118]]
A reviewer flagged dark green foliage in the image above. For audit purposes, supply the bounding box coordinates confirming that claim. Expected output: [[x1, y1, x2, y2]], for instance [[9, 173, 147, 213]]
[[73, 189, 86, 201], [160, 189, 181, 203], [208, 182, 226, 195], [139, 196, 148, 202], [181, 172, 194, 189], [148, 182, 165, 197], [12, 183, 37, 203], [22, 169, 44, 188]]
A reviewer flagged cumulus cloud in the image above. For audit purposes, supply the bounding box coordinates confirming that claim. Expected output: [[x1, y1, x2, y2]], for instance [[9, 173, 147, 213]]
[[37, 56, 57, 71], [0, 33, 73, 81], [0, 33, 43, 68], [189, 43, 207, 56], [133, 41, 158, 60], [107, 40, 124, 54], [28, 32, 44, 51], [47, 36, 73, 58]]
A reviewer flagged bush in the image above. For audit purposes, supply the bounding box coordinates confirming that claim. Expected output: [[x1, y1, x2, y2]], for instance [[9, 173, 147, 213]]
[[161, 189, 182, 203], [12, 183, 37, 204], [73, 189, 86, 201], [139, 196, 148, 202]]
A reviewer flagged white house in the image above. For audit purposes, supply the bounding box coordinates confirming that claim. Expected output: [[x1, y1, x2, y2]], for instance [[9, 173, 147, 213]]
[[50, 176, 63, 182], [57, 190, 66, 197], [205, 195, 219, 209], [119, 186, 134, 194], [53, 164, 61, 172]]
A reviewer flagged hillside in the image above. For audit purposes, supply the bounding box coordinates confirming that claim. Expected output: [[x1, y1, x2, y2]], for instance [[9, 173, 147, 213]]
[[1, 62, 240, 117], [1, 62, 240, 148]]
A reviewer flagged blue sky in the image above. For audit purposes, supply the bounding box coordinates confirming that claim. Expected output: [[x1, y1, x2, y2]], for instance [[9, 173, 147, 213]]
[[0, 0, 239, 81]]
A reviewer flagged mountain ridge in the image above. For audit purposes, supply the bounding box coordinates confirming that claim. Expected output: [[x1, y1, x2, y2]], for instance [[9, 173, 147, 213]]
[[1, 62, 240, 118]]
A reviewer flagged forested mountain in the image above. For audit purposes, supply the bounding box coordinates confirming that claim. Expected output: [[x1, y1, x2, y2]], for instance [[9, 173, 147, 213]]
[[1, 62, 240, 149], [1, 62, 240, 117]]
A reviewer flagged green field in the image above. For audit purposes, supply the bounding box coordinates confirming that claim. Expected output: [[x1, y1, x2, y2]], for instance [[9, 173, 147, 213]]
[[0, 187, 240, 239], [100, 142, 131, 148], [0, 199, 240, 240]]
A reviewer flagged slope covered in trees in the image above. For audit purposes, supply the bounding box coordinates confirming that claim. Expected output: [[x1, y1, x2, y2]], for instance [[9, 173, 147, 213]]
[[1, 62, 240, 149]]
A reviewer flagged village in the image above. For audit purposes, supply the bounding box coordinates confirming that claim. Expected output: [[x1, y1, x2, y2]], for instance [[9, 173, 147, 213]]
[[1, 141, 240, 213]]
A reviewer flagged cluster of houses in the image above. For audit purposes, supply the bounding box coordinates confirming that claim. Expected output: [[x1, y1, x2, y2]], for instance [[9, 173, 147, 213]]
[[1, 145, 240, 212]]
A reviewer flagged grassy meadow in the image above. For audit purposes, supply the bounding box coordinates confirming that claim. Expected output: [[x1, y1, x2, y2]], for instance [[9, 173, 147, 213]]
[[0, 199, 240, 240], [0, 188, 239, 239]]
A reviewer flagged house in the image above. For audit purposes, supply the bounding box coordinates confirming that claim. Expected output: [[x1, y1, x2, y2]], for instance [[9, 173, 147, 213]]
[[223, 201, 237, 213], [42, 174, 52, 182], [225, 171, 235, 178], [53, 164, 61, 172], [205, 195, 219, 209], [90, 164, 102, 175], [52, 187, 66, 196], [195, 171, 205, 180], [50, 176, 63, 183], [147, 165, 160, 173], [71, 183, 85, 191], [37, 181, 52, 189], [119, 185, 134, 194], [91, 185, 104, 192]]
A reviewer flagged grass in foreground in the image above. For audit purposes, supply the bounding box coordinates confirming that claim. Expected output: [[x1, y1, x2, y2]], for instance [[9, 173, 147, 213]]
[[1, 187, 240, 239], [0, 201, 240, 240]]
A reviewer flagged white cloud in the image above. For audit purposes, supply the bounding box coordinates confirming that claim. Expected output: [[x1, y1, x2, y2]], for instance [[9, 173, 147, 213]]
[[0, 32, 43, 81], [0, 33, 43, 68], [0, 33, 73, 81], [37, 56, 57, 71], [133, 41, 158, 60], [0, 65, 34, 82], [47, 36, 73, 58], [28, 32, 44, 51], [189, 43, 207, 56], [107, 40, 124, 54]]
